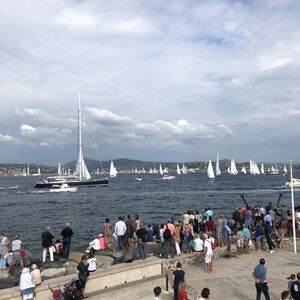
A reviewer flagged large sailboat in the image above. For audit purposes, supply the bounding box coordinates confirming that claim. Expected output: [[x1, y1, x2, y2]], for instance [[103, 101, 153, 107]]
[[207, 160, 215, 179], [109, 161, 117, 177], [215, 153, 221, 177], [35, 95, 108, 188]]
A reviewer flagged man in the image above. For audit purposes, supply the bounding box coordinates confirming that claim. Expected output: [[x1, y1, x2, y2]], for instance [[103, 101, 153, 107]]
[[125, 214, 136, 246], [115, 216, 127, 250], [264, 211, 273, 225], [193, 234, 204, 252], [171, 262, 185, 300], [204, 233, 212, 273], [232, 208, 242, 227], [136, 223, 147, 259], [162, 219, 175, 258], [290, 272, 300, 300], [61, 222, 73, 259], [252, 258, 270, 300], [42, 226, 54, 263]]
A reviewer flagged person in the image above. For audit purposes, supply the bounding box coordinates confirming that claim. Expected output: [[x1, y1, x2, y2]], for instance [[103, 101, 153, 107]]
[[19, 267, 35, 300], [159, 224, 165, 257], [41, 226, 54, 263], [296, 208, 300, 230], [60, 222, 73, 259], [114, 216, 127, 250], [125, 215, 136, 246], [7, 234, 25, 274], [31, 264, 41, 286], [183, 220, 194, 253], [254, 223, 263, 252], [103, 218, 115, 253], [264, 221, 274, 253], [136, 223, 147, 259], [178, 281, 188, 300], [252, 258, 270, 300], [287, 274, 296, 292], [205, 216, 214, 233], [242, 224, 251, 251], [290, 272, 300, 300], [174, 222, 182, 256], [54, 239, 63, 256], [193, 234, 204, 252], [163, 219, 175, 258], [216, 214, 224, 247], [171, 262, 185, 300], [281, 290, 292, 300], [87, 253, 97, 273], [204, 234, 212, 273], [153, 286, 162, 300], [88, 235, 101, 254], [0, 231, 10, 270], [135, 214, 141, 231], [196, 288, 210, 299], [77, 255, 89, 298], [12, 234, 23, 251], [146, 224, 154, 242], [232, 208, 242, 227]]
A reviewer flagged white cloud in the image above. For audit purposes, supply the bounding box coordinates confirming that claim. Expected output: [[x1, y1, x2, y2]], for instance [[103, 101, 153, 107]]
[[0, 133, 19, 143], [20, 124, 36, 136]]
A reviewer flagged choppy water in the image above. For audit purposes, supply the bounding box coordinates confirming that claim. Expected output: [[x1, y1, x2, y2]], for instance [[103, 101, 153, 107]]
[[0, 171, 299, 257]]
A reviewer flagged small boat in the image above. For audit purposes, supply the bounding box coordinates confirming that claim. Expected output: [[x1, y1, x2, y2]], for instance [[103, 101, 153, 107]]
[[162, 175, 176, 180], [285, 178, 300, 188], [136, 177, 142, 181], [50, 184, 78, 192]]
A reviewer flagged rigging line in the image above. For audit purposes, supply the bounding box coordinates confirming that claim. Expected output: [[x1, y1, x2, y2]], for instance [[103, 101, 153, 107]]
[[94, 146, 106, 174]]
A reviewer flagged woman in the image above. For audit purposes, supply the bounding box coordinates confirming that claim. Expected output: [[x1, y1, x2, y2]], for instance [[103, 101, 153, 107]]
[[196, 288, 210, 300], [19, 267, 35, 300], [183, 220, 194, 253], [103, 218, 115, 253], [254, 223, 263, 251], [0, 231, 10, 270], [178, 281, 188, 300], [174, 222, 181, 256], [77, 255, 89, 299], [171, 262, 185, 300]]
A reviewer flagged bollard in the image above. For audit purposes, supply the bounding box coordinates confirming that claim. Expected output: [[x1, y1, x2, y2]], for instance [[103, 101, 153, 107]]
[[165, 270, 169, 293]]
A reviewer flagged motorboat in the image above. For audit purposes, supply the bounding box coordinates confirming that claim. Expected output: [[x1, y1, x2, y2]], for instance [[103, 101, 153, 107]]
[[162, 175, 176, 180], [50, 184, 78, 193], [136, 177, 142, 181], [285, 178, 300, 188]]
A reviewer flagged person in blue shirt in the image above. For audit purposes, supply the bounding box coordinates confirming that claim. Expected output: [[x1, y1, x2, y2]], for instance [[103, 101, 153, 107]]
[[252, 258, 270, 300]]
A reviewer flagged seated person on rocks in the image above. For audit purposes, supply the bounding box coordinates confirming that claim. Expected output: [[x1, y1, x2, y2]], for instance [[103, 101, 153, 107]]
[[54, 239, 63, 256], [87, 235, 101, 254], [193, 234, 204, 252], [31, 264, 41, 286], [87, 253, 97, 273]]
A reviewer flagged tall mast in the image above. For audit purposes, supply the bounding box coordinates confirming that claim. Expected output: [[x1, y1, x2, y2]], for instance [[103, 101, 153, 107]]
[[77, 94, 82, 180]]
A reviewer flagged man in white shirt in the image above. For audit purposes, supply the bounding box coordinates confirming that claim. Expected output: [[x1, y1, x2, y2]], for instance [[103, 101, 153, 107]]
[[115, 216, 127, 250], [11, 235, 22, 252], [193, 234, 204, 252], [204, 234, 212, 273]]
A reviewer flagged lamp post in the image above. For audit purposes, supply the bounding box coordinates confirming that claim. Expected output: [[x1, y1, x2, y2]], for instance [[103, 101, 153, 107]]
[[290, 161, 297, 254]]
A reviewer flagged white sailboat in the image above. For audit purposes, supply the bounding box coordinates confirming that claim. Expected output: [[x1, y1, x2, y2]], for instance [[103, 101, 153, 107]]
[[207, 160, 215, 179], [159, 164, 164, 176], [260, 163, 265, 174], [241, 166, 247, 174], [27, 165, 30, 176], [109, 161, 117, 177], [35, 95, 108, 188], [21, 167, 27, 177], [176, 164, 181, 175], [181, 164, 188, 175], [32, 168, 41, 177], [215, 153, 221, 177], [229, 158, 238, 175], [283, 165, 287, 174]]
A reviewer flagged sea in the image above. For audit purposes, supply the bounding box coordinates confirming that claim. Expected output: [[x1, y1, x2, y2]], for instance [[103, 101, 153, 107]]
[[0, 171, 299, 257]]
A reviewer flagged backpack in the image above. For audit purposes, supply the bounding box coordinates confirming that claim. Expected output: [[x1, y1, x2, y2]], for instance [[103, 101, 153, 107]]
[[209, 238, 216, 250], [163, 225, 172, 240]]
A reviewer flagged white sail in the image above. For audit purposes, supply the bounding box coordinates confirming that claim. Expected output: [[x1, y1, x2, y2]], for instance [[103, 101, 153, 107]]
[[283, 165, 287, 174], [149, 168, 153, 174], [58, 162, 61, 175], [181, 164, 188, 174], [216, 153, 221, 176], [249, 159, 253, 174], [260, 163, 264, 174], [163, 167, 169, 173], [241, 166, 247, 174], [176, 164, 181, 175], [75, 95, 91, 180], [37, 168, 41, 175], [22, 167, 27, 176], [109, 161, 117, 177], [230, 158, 238, 175], [253, 162, 260, 175], [27, 164, 30, 176], [142, 168, 146, 173], [207, 160, 215, 179], [134, 167, 138, 174], [159, 164, 164, 175]]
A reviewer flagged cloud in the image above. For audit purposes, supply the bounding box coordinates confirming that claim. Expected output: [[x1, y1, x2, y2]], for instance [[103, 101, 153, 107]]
[[0, 133, 19, 143], [20, 124, 36, 136]]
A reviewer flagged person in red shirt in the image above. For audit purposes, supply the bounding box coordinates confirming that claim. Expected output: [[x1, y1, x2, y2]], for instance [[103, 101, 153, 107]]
[[205, 216, 215, 233], [178, 281, 188, 300]]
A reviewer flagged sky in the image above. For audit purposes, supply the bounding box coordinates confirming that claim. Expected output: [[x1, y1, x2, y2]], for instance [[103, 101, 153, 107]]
[[0, 0, 300, 165]]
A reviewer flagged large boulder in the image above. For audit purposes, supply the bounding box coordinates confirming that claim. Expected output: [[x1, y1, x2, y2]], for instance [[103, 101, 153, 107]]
[[41, 267, 65, 280]]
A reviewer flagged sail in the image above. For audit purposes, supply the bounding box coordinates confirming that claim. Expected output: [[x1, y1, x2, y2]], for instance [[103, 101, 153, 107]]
[[207, 160, 215, 179], [109, 161, 117, 177], [216, 153, 221, 176], [159, 164, 164, 175], [241, 166, 247, 174], [181, 164, 188, 174], [27, 165, 30, 176], [75, 95, 91, 180], [37, 168, 41, 175], [176, 164, 181, 175], [230, 158, 238, 175], [58, 162, 61, 175], [283, 165, 287, 174], [260, 163, 264, 174]]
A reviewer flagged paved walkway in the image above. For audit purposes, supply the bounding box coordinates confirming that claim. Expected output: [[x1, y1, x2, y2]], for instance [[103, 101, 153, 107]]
[[88, 242, 300, 300]]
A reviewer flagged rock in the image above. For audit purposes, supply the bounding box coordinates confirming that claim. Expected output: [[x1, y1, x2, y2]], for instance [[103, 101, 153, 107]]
[[0, 271, 9, 279], [41, 267, 65, 280], [64, 261, 78, 275], [68, 252, 84, 263], [0, 277, 19, 290]]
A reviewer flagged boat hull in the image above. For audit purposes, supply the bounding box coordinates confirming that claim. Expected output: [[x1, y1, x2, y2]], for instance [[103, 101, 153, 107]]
[[35, 178, 108, 188]]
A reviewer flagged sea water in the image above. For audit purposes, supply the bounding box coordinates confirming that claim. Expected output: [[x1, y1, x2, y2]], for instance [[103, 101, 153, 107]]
[[0, 171, 299, 256]]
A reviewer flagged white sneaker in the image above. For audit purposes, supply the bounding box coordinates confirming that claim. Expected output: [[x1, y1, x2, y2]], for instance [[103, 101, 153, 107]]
[[270, 250, 274, 254]]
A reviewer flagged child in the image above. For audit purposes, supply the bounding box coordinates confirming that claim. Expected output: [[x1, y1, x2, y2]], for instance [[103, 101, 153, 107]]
[[287, 274, 296, 291], [54, 239, 63, 256], [153, 286, 162, 300], [87, 253, 97, 273], [31, 264, 41, 285], [178, 281, 188, 300]]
